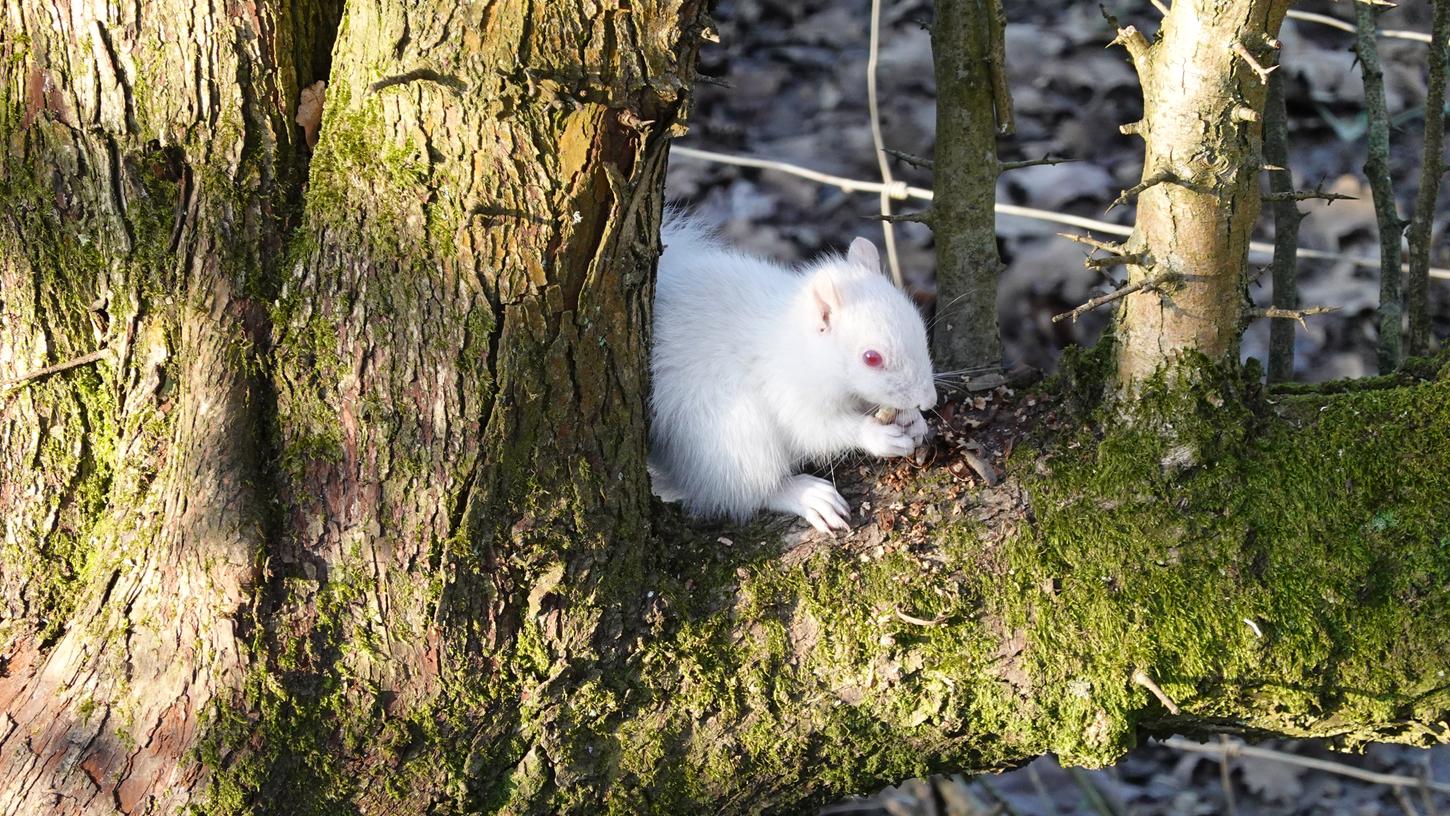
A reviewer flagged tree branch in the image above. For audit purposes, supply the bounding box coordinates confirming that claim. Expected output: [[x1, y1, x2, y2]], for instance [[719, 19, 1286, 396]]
[[0, 349, 108, 392], [1406, 0, 1450, 357], [1264, 71, 1303, 383], [1052, 270, 1176, 323], [1109, 170, 1178, 211], [1356, 0, 1408, 372], [999, 154, 1077, 173]]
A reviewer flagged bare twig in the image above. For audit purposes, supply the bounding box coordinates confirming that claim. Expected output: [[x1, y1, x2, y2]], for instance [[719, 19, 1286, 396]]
[[866, 0, 903, 288], [1356, 0, 1408, 372], [894, 608, 947, 627], [1149, 0, 1169, 16], [1233, 41, 1278, 84], [1163, 738, 1450, 795], [884, 147, 933, 169], [1132, 669, 1182, 715], [1262, 189, 1356, 203], [1085, 252, 1146, 270], [0, 349, 109, 392], [1000, 154, 1077, 172], [1247, 305, 1341, 328], [985, 0, 1014, 135], [1407, 0, 1450, 357], [1109, 170, 1178, 211], [1058, 232, 1126, 254], [665, 147, 1450, 281], [866, 210, 934, 225], [1052, 271, 1176, 324]]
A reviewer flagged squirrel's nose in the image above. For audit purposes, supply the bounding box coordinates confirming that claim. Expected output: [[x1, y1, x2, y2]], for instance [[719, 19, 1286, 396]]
[[918, 385, 937, 411]]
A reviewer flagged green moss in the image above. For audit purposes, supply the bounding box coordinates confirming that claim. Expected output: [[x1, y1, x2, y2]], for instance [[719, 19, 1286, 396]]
[[998, 354, 1450, 763]]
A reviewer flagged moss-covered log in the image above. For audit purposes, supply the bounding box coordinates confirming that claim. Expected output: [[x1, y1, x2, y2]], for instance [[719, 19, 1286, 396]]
[[2, 1, 1449, 815]]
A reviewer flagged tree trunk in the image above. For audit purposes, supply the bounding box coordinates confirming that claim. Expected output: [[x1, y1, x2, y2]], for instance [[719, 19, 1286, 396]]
[[929, 0, 1007, 382], [1108, 1, 1289, 388], [0, 0, 303, 811], [2, 2, 1449, 815]]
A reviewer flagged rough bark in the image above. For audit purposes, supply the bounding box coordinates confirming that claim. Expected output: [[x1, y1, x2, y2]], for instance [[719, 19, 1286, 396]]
[[2, 2, 1449, 815], [0, 0, 305, 811], [929, 0, 1007, 382], [1109, 1, 1290, 388], [223, 1, 710, 813]]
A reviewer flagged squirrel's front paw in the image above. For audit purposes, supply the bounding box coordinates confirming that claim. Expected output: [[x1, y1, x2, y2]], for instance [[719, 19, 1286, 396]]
[[894, 407, 929, 446], [767, 474, 851, 533], [861, 416, 918, 458]]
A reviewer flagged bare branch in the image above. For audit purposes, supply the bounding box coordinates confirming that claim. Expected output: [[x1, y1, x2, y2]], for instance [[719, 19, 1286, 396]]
[[0, 349, 109, 393], [1120, 119, 1146, 137], [867, 0, 904, 288], [865, 210, 934, 225], [1247, 305, 1341, 329], [1057, 232, 1127, 254], [1232, 105, 1261, 123], [1052, 271, 1177, 324], [665, 147, 1450, 281], [1262, 188, 1357, 203], [1149, 0, 1169, 15], [1287, 9, 1432, 43], [999, 154, 1077, 173], [1132, 669, 1181, 715], [1164, 738, 1450, 795], [985, 0, 1015, 135], [1232, 41, 1279, 83], [1102, 6, 1153, 71], [1085, 252, 1147, 270], [1265, 71, 1303, 384], [884, 147, 934, 169], [1109, 170, 1177, 211]]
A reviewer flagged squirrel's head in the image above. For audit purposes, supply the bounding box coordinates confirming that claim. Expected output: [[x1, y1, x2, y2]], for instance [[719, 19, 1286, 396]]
[[802, 237, 937, 413]]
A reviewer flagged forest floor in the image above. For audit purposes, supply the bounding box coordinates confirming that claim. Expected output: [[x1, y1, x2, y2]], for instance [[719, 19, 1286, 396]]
[[661, 0, 1450, 813]]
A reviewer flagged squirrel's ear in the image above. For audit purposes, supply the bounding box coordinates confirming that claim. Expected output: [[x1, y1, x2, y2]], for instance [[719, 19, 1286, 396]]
[[847, 237, 882, 274], [809, 270, 842, 333]]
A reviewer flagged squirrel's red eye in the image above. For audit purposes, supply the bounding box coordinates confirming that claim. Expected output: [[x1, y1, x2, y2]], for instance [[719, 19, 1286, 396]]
[[863, 349, 884, 368]]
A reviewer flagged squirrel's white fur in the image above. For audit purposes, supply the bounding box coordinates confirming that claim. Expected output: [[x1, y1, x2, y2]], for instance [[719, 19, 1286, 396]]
[[649, 211, 936, 532]]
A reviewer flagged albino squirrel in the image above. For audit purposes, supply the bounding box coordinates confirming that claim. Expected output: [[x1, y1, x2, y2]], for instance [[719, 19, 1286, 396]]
[[649, 212, 937, 532]]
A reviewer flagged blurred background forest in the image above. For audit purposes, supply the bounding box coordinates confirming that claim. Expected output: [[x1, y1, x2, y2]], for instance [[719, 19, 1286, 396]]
[[664, 0, 1450, 812], [666, 0, 1449, 382]]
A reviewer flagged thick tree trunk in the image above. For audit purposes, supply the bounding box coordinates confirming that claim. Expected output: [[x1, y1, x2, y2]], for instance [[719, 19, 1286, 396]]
[[0, 0, 302, 811], [2, 2, 1448, 815]]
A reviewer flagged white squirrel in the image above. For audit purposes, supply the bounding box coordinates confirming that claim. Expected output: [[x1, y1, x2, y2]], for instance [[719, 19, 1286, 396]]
[[649, 212, 937, 532]]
